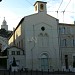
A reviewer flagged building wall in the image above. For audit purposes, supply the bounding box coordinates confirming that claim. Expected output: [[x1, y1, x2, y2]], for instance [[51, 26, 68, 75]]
[[59, 24, 75, 70], [8, 24, 25, 50], [23, 12, 60, 71], [15, 25, 21, 40], [7, 47, 25, 70], [8, 35, 13, 46]]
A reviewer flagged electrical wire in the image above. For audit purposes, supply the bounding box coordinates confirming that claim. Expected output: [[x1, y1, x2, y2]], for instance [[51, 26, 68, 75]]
[[56, 0, 63, 18], [21, 0, 34, 16], [25, 0, 33, 6], [57, 0, 63, 11], [63, 0, 71, 12], [62, 0, 71, 22]]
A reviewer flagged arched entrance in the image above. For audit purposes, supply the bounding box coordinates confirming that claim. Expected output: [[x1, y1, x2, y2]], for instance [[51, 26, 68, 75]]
[[41, 54, 49, 71]]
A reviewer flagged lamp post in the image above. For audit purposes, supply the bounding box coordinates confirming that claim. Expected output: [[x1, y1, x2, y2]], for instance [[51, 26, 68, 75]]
[[32, 36, 37, 69], [28, 37, 37, 70], [28, 25, 37, 69]]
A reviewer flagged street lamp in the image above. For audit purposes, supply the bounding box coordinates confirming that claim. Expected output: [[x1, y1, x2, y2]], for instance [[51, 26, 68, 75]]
[[28, 36, 37, 69], [28, 25, 37, 69]]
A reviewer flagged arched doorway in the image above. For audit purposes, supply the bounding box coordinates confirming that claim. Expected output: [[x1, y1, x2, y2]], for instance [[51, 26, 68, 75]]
[[41, 54, 49, 71]]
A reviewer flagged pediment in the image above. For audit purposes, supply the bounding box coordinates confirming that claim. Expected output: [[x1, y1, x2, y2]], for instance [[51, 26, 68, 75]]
[[34, 22, 52, 27], [34, 22, 52, 31]]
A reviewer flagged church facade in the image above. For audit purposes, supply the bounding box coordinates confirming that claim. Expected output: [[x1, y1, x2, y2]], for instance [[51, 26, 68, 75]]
[[7, 1, 75, 71]]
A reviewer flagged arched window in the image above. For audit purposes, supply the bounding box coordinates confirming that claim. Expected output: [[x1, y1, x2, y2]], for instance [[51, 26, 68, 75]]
[[38, 33, 43, 47], [40, 4, 44, 10], [63, 39, 66, 47], [35, 5, 37, 11], [62, 27, 65, 34], [38, 33, 49, 47], [43, 33, 49, 47], [60, 27, 65, 34]]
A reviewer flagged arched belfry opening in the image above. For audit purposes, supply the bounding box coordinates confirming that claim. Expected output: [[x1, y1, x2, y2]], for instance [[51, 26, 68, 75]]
[[34, 1, 47, 14]]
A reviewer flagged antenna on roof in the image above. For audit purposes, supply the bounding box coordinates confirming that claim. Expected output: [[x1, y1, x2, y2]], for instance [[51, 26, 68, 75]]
[[62, 11, 65, 22]]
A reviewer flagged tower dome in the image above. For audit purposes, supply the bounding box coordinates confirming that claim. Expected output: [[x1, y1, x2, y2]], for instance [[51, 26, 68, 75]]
[[2, 17, 7, 25], [1, 17, 8, 31]]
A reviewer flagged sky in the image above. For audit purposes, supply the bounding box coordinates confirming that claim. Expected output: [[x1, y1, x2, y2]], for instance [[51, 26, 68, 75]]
[[0, 0, 75, 30]]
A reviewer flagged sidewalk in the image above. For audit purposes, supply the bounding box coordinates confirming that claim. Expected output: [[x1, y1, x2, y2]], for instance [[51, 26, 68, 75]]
[[0, 70, 75, 75]]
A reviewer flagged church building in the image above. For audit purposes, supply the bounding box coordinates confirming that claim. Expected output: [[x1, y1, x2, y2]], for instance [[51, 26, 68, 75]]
[[8, 1, 60, 71], [8, 1, 75, 72]]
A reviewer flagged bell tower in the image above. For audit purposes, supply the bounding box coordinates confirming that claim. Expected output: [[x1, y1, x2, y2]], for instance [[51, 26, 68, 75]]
[[34, 1, 47, 14]]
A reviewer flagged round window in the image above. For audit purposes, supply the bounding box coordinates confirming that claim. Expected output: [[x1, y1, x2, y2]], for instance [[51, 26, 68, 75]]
[[41, 27, 45, 31]]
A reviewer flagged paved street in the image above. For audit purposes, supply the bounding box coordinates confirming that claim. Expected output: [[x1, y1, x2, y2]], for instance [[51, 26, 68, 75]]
[[0, 70, 75, 75]]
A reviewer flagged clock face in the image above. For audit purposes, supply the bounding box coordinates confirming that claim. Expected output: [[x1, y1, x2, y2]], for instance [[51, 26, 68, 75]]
[[40, 4, 44, 11]]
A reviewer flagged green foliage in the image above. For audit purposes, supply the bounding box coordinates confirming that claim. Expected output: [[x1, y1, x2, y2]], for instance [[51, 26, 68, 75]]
[[0, 29, 12, 38]]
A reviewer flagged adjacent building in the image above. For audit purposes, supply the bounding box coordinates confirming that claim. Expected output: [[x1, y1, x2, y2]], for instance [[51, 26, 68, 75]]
[[59, 23, 75, 71]]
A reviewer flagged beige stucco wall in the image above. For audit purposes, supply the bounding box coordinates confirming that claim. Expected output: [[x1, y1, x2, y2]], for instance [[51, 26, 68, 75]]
[[23, 12, 60, 70], [8, 35, 13, 45], [15, 25, 21, 40], [8, 23, 25, 49]]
